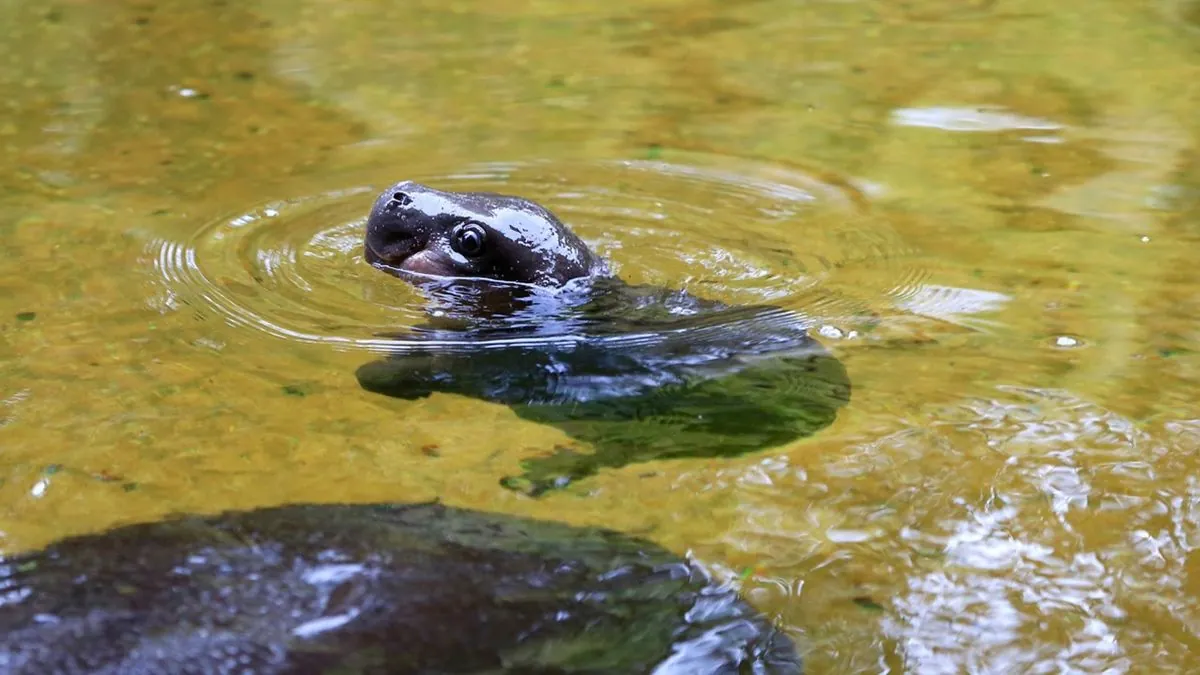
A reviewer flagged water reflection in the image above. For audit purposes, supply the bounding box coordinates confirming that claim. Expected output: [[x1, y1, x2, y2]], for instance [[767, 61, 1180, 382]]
[[873, 388, 1185, 673], [891, 106, 1064, 133], [356, 277, 850, 496], [893, 284, 1011, 331]]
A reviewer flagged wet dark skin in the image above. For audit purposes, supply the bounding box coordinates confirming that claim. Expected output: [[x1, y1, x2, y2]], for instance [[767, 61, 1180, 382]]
[[358, 181, 851, 496], [0, 502, 803, 673], [363, 181, 609, 287]]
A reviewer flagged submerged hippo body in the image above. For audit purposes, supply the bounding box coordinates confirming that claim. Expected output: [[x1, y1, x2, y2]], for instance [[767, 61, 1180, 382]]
[[357, 182, 851, 495], [0, 502, 802, 674]]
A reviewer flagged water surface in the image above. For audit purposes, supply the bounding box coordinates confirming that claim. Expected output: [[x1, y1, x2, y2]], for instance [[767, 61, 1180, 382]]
[[1, 0, 1199, 672]]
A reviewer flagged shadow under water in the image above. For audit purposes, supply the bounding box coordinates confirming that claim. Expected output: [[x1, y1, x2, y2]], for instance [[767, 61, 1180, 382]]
[[0, 502, 802, 674], [356, 277, 851, 496]]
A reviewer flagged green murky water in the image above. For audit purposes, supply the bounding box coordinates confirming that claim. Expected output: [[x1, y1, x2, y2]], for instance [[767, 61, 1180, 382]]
[[2, 0, 1200, 671]]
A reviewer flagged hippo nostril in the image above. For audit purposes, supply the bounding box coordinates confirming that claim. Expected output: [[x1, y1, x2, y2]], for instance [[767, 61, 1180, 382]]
[[390, 191, 413, 207]]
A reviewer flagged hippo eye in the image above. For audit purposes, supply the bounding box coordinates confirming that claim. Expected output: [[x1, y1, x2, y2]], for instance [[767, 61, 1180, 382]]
[[450, 223, 488, 258]]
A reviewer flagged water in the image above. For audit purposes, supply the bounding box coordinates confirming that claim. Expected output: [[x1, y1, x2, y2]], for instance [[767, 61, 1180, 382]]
[[151, 155, 915, 349], [1, 0, 1199, 672]]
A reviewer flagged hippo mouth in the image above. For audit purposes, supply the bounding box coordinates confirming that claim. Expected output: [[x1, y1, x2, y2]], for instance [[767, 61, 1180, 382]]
[[365, 241, 454, 278]]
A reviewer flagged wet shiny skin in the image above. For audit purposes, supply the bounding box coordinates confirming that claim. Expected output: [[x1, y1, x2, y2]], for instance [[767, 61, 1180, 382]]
[[0, 502, 802, 674], [364, 181, 609, 287]]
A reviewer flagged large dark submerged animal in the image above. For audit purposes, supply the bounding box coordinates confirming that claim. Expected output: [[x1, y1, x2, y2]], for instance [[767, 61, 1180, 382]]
[[0, 502, 803, 674], [356, 181, 851, 495]]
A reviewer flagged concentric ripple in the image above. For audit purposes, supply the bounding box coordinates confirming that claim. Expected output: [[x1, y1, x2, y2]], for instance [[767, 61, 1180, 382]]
[[151, 153, 927, 353]]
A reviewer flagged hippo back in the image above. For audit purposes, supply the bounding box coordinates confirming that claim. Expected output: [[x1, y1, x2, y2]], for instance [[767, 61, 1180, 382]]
[[0, 502, 803, 674]]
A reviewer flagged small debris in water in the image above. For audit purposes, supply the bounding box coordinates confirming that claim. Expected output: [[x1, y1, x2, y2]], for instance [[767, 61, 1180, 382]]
[[192, 337, 225, 352], [264, 209, 279, 217], [169, 85, 210, 100], [827, 528, 874, 543], [420, 444, 441, 458], [1052, 335, 1082, 348], [818, 325, 859, 340], [1140, 235, 1151, 243], [818, 325, 844, 339], [853, 596, 885, 612], [91, 469, 124, 483], [282, 384, 310, 397], [15, 311, 36, 322], [36, 463, 140, 492]]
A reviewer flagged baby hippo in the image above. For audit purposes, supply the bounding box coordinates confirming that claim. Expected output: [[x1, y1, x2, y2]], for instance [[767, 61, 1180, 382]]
[[357, 181, 851, 495]]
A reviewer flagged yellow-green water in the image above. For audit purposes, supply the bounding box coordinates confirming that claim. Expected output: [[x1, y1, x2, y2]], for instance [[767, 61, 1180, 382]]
[[2, 0, 1200, 671]]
